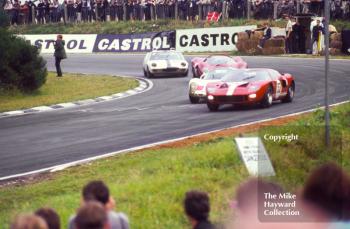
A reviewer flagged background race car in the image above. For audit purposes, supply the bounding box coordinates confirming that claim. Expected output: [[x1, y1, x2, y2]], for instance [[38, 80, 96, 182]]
[[143, 50, 189, 78], [191, 55, 247, 78], [188, 67, 238, 104], [206, 68, 295, 111]]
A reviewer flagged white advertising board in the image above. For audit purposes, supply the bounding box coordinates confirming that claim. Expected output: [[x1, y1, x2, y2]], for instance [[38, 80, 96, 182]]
[[21, 34, 97, 53], [176, 25, 257, 52], [235, 137, 275, 176]]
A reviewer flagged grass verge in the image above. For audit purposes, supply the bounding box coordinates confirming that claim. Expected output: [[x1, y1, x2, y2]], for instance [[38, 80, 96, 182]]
[[0, 102, 349, 228], [10, 19, 350, 35], [0, 72, 138, 112]]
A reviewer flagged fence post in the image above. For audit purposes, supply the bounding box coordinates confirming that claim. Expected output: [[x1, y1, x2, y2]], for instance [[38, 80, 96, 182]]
[[174, 1, 179, 20], [223, 1, 227, 20], [154, 3, 157, 20], [123, 3, 126, 20], [150, 4, 154, 20], [247, 0, 250, 19], [95, 5, 98, 21], [64, 4, 68, 23], [32, 6, 36, 24], [296, 0, 300, 14], [198, 4, 202, 20], [273, 0, 278, 19], [106, 5, 110, 21]]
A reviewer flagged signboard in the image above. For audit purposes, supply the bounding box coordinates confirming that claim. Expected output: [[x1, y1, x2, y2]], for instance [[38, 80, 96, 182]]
[[22, 34, 97, 53], [235, 137, 275, 176], [176, 25, 257, 52], [21, 31, 175, 53], [93, 31, 175, 53]]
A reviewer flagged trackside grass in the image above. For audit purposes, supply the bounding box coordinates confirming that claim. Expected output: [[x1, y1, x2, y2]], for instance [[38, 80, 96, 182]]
[[0, 102, 349, 228], [9, 19, 350, 35], [0, 72, 138, 112]]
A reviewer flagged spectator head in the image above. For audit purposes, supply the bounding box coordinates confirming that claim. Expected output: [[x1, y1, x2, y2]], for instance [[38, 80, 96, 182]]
[[316, 19, 320, 25], [35, 208, 60, 229], [302, 162, 350, 220], [75, 201, 108, 229], [235, 178, 284, 214], [184, 190, 210, 222], [10, 213, 48, 229], [57, 34, 63, 40], [82, 180, 110, 206]]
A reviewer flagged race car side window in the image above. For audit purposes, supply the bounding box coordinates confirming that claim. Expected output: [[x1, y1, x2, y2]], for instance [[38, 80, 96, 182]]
[[268, 69, 280, 80]]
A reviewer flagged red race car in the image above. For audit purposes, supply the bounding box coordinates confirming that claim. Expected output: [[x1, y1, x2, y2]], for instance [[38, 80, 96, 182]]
[[206, 68, 295, 111], [191, 55, 247, 78]]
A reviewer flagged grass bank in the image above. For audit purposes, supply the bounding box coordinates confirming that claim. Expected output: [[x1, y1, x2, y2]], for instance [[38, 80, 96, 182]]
[[0, 102, 349, 228], [10, 19, 350, 35], [0, 72, 138, 112]]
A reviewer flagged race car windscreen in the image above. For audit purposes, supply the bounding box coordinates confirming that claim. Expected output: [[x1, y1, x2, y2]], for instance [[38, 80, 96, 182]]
[[206, 56, 232, 65], [203, 68, 237, 80], [150, 53, 182, 61], [221, 70, 271, 82]]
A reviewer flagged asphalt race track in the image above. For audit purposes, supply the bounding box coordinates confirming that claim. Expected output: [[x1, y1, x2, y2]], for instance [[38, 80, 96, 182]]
[[0, 54, 349, 179]]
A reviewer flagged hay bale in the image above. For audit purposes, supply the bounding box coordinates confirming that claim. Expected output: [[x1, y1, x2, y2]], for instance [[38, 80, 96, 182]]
[[236, 42, 245, 52], [265, 38, 285, 48], [329, 25, 337, 33], [330, 40, 342, 49], [330, 33, 342, 42], [262, 47, 285, 55], [238, 32, 249, 41], [329, 48, 342, 55], [251, 31, 263, 40], [236, 39, 260, 54]]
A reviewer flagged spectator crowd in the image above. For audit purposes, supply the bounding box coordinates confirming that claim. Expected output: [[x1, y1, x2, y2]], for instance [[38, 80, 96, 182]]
[[2, 0, 350, 25], [8, 162, 350, 229]]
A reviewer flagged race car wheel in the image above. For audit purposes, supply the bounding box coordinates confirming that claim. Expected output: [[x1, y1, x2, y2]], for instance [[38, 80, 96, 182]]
[[261, 86, 273, 108], [143, 69, 147, 77], [282, 83, 295, 103], [146, 68, 153, 78], [207, 103, 219, 111], [192, 66, 197, 78], [183, 70, 189, 77], [189, 95, 200, 104]]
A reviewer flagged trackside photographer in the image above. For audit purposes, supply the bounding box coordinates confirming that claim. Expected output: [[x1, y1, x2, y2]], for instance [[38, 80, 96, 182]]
[[53, 34, 67, 77]]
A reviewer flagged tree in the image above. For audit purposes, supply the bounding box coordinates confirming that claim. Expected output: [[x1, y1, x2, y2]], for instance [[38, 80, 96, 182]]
[[0, 29, 47, 92]]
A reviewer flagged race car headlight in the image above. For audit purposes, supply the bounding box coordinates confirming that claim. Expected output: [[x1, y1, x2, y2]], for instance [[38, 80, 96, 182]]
[[248, 85, 260, 92], [190, 83, 197, 91], [248, 93, 257, 99], [151, 63, 157, 67], [207, 88, 216, 94], [208, 95, 214, 100]]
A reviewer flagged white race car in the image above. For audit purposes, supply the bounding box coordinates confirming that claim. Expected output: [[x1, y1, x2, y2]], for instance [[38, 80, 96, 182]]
[[188, 67, 237, 104], [143, 50, 189, 78]]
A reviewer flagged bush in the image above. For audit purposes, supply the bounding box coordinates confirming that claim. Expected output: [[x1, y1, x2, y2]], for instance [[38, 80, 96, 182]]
[[0, 29, 47, 92]]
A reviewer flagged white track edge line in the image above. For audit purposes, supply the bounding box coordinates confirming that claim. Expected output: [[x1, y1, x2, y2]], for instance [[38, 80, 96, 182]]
[[0, 100, 348, 181], [0, 77, 153, 118]]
